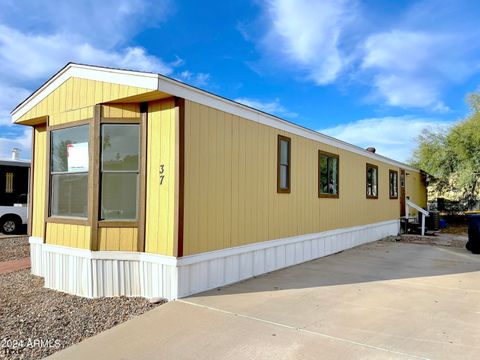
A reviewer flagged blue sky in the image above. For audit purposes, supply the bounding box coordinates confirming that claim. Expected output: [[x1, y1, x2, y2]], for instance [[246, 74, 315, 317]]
[[1, 0, 479, 162]]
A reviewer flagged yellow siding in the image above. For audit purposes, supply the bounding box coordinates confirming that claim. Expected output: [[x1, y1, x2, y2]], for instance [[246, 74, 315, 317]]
[[406, 171, 427, 215], [97, 228, 138, 251], [183, 100, 425, 256], [46, 223, 90, 249], [32, 125, 47, 238], [17, 78, 151, 125], [102, 103, 141, 118], [145, 99, 177, 256]]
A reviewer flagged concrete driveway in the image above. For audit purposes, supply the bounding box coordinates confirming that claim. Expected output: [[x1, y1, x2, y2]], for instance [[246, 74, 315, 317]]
[[50, 241, 480, 359]]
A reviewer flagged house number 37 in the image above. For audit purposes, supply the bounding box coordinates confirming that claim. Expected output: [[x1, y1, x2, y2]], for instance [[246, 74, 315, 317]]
[[160, 164, 166, 185]]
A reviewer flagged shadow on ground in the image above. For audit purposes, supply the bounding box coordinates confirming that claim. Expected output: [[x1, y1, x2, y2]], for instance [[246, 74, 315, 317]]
[[189, 240, 480, 298]]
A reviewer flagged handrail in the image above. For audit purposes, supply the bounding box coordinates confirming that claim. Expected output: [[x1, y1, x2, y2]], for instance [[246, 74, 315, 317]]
[[405, 199, 429, 236], [406, 200, 429, 216]]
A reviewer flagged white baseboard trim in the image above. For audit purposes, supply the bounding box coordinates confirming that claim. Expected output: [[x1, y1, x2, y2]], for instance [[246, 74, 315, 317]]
[[29, 219, 399, 300]]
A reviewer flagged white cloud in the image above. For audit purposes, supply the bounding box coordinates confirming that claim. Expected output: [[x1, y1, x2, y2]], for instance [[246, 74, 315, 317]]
[[361, 30, 463, 110], [320, 116, 454, 162], [0, 0, 176, 127], [262, 0, 358, 84], [0, 128, 32, 160], [0, 0, 182, 159], [257, 0, 480, 110], [0, 25, 175, 83], [0, 85, 31, 126], [0, 0, 171, 48], [234, 97, 297, 118], [176, 70, 211, 87]]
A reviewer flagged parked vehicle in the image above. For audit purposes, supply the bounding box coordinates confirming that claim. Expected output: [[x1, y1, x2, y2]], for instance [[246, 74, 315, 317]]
[[0, 152, 30, 234], [0, 155, 30, 207], [0, 200, 28, 235]]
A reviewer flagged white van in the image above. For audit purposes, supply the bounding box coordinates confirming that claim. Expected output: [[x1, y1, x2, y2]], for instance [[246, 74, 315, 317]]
[[0, 202, 28, 234]]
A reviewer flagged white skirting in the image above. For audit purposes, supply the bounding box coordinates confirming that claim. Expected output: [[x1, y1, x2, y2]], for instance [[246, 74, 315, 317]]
[[29, 219, 399, 300]]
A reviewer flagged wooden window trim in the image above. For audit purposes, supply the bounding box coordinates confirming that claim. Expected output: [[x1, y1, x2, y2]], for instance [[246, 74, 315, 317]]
[[98, 221, 138, 228], [43, 106, 146, 250], [46, 216, 89, 226], [28, 125, 38, 237], [389, 169, 399, 199], [318, 150, 339, 199], [97, 107, 144, 250], [48, 118, 93, 131], [101, 117, 140, 124], [137, 102, 148, 252], [366, 163, 379, 199], [277, 134, 291, 194]]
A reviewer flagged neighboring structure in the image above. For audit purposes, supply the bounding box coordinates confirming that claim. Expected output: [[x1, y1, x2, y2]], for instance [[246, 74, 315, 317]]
[[0, 150, 30, 206], [12, 63, 427, 299]]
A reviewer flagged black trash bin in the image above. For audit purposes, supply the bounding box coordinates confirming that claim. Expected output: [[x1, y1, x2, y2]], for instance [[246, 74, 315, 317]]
[[465, 211, 480, 254]]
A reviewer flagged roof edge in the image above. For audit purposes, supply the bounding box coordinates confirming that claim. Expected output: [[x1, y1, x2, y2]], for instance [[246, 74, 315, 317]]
[[11, 63, 159, 122], [11, 62, 421, 172]]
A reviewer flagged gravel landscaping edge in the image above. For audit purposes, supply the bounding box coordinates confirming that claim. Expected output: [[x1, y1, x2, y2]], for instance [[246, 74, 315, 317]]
[[0, 236, 30, 262], [0, 269, 166, 359]]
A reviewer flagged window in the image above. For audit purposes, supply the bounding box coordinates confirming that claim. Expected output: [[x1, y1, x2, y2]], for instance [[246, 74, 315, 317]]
[[100, 124, 140, 220], [50, 125, 89, 218], [5, 172, 14, 193], [277, 135, 291, 193], [389, 170, 398, 199], [366, 163, 378, 199], [318, 151, 339, 198]]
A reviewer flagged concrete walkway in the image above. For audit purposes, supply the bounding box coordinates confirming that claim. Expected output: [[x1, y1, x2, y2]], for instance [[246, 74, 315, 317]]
[[0, 257, 30, 274], [50, 241, 480, 360]]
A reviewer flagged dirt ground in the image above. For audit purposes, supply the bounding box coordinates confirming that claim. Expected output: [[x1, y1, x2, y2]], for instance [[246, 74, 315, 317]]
[[441, 223, 468, 236]]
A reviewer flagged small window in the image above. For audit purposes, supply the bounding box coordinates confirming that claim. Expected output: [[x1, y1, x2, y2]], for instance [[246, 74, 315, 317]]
[[5, 172, 14, 193], [389, 170, 398, 199], [50, 125, 89, 218], [366, 163, 378, 199], [277, 135, 291, 193], [318, 151, 339, 198], [100, 124, 140, 220]]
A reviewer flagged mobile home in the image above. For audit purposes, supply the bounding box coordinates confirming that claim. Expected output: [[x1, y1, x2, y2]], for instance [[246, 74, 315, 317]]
[[12, 63, 427, 299]]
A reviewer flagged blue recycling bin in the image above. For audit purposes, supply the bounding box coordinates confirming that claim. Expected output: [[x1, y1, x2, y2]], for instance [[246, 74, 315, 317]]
[[465, 211, 480, 254]]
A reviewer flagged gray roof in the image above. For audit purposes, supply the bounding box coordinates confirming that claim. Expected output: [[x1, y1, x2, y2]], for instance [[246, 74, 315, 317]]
[[0, 159, 31, 167]]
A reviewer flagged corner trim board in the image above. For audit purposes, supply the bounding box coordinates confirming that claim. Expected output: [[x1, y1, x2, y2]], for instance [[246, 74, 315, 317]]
[[175, 97, 185, 257]]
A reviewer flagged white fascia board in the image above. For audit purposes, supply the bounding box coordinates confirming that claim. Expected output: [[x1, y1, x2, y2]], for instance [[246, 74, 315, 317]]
[[156, 76, 419, 172], [12, 63, 419, 172], [11, 64, 159, 122]]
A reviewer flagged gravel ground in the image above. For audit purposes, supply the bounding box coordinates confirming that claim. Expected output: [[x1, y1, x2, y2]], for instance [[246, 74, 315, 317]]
[[441, 224, 468, 236], [0, 270, 165, 359], [0, 237, 29, 262], [396, 234, 468, 249]]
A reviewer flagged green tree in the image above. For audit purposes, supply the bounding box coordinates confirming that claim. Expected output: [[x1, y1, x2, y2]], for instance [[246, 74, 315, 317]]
[[410, 94, 480, 209]]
